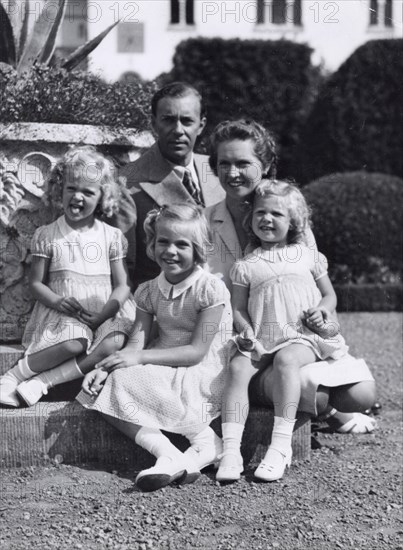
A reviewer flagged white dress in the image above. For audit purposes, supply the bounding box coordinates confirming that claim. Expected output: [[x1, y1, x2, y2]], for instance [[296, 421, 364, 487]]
[[230, 245, 349, 361], [22, 216, 136, 355], [77, 267, 233, 434]]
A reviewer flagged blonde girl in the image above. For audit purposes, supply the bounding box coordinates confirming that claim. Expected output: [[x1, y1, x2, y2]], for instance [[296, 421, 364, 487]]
[[217, 180, 350, 483], [78, 203, 232, 492], [0, 146, 136, 407]]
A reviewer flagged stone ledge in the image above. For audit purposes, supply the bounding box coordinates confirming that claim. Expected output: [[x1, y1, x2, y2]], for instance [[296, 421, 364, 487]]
[[0, 123, 154, 148], [0, 402, 310, 469], [0, 345, 311, 468]]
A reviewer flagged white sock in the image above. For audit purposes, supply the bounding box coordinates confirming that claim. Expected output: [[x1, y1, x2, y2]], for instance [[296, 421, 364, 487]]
[[270, 416, 296, 454], [3, 357, 36, 383], [135, 427, 184, 460], [222, 422, 245, 456], [184, 426, 217, 447], [36, 358, 84, 389]]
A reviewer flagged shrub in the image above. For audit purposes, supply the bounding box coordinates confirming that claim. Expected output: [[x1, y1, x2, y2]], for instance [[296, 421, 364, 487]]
[[303, 171, 403, 283], [166, 37, 323, 177], [296, 39, 403, 183], [0, 65, 155, 129]]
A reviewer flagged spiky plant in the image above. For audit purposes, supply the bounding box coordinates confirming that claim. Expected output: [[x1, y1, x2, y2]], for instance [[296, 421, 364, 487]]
[[0, 0, 119, 74]]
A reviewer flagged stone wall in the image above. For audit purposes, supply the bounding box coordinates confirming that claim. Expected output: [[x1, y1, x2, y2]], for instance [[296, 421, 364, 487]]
[[0, 123, 154, 343]]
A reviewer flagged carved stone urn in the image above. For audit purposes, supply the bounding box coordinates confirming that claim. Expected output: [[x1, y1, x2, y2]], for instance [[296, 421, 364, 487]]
[[0, 123, 153, 343]]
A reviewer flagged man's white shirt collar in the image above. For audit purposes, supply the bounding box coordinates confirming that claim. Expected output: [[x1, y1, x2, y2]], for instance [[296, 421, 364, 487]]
[[168, 154, 199, 186], [157, 265, 203, 299]]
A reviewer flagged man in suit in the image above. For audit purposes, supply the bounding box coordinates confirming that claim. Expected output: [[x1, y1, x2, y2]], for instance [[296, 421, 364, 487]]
[[119, 82, 224, 289]]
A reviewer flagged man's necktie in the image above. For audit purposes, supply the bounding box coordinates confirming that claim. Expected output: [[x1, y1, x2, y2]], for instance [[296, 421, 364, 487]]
[[182, 169, 204, 206]]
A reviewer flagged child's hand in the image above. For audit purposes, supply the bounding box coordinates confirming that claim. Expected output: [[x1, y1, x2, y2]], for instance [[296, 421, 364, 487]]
[[236, 330, 256, 352], [57, 296, 83, 316], [97, 349, 143, 372], [82, 368, 108, 397], [304, 307, 326, 328], [303, 308, 340, 338], [79, 310, 103, 330]]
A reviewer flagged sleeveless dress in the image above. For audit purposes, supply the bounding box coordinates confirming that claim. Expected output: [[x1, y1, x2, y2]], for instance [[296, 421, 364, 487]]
[[230, 245, 349, 361], [22, 216, 136, 355], [77, 267, 233, 434]]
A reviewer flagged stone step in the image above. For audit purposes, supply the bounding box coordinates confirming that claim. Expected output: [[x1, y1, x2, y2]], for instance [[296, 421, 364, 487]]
[[0, 346, 311, 469], [1, 402, 311, 469]]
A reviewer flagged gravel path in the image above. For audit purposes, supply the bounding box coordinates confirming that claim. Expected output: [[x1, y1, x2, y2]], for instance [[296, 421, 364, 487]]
[[0, 313, 402, 550]]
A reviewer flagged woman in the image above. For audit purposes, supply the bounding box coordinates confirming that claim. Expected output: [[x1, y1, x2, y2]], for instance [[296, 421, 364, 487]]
[[205, 119, 377, 433]]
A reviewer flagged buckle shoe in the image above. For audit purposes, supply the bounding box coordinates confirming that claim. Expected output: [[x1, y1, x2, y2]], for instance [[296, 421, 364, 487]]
[[254, 447, 292, 482]]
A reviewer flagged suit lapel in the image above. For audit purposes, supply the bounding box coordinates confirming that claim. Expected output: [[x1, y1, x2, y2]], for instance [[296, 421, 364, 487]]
[[194, 154, 224, 207], [139, 144, 191, 205], [210, 201, 242, 262], [138, 147, 224, 207], [140, 173, 191, 205]]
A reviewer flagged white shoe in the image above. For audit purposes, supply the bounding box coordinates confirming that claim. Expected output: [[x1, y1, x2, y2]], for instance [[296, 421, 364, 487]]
[[0, 373, 20, 407], [254, 447, 292, 482], [336, 413, 377, 434], [184, 434, 223, 471], [216, 452, 244, 483], [16, 377, 49, 406], [135, 455, 200, 492]]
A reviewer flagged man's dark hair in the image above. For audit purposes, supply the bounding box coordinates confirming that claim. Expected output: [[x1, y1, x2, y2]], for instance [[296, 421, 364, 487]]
[[151, 81, 206, 118]]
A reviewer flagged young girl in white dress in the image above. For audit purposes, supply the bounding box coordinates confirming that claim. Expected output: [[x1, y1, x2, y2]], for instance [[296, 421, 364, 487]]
[[0, 146, 136, 407], [78, 203, 232, 492], [217, 179, 349, 483]]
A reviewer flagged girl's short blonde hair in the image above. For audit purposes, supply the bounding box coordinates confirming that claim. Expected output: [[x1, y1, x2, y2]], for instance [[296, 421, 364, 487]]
[[44, 145, 122, 218], [144, 203, 211, 265], [245, 179, 311, 246]]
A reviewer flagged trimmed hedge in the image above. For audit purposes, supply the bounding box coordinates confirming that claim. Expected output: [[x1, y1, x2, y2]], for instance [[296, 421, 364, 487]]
[[0, 65, 155, 129], [303, 171, 403, 282], [296, 39, 403, 183], [166, 37, 323, 177], [335, 284, 402, 312]]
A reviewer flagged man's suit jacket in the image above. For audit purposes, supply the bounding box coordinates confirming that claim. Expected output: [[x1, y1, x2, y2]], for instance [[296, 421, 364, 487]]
[[116, 143, 224, 289]]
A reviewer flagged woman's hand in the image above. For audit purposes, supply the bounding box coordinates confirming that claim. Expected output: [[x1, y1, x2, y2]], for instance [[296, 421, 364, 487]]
[[96, 349, 143, 372], [82, 369, 108, 397]]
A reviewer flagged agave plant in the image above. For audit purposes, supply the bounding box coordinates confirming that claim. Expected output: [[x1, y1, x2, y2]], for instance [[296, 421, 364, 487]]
[[0, 0, 119, 74]]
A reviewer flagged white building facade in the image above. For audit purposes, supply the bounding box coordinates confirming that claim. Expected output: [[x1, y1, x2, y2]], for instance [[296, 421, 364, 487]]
[[56, 0, 403, 81]]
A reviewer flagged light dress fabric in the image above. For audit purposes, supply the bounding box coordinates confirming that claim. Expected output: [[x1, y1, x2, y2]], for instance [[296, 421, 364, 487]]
[[22, 215, 136, 356], [230, 244, 349, 361], [77, 267, 233, 434], [205, 201, 374, 415]]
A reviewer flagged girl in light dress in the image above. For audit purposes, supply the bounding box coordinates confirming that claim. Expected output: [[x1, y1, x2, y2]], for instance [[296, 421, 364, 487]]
[[0, 146, 136, 408], [216, 179, 350, 483], [78, 203, 232, 492]]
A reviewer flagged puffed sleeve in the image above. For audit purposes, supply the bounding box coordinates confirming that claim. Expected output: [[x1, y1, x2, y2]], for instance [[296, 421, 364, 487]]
[[30, 225, 52, 258], [312, 251, 329, 281], [198, 276, 230, 311], [109, 228, 128, 261], [134, 281, 154, 313], [229, 260, 250, 287]]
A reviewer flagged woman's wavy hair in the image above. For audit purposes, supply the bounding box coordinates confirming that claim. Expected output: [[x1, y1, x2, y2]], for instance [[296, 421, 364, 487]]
[[244, 180, 311, 247], [209, 119, 278, 178], [43, 145, 122, 219], [144, 203, 212, 265]]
